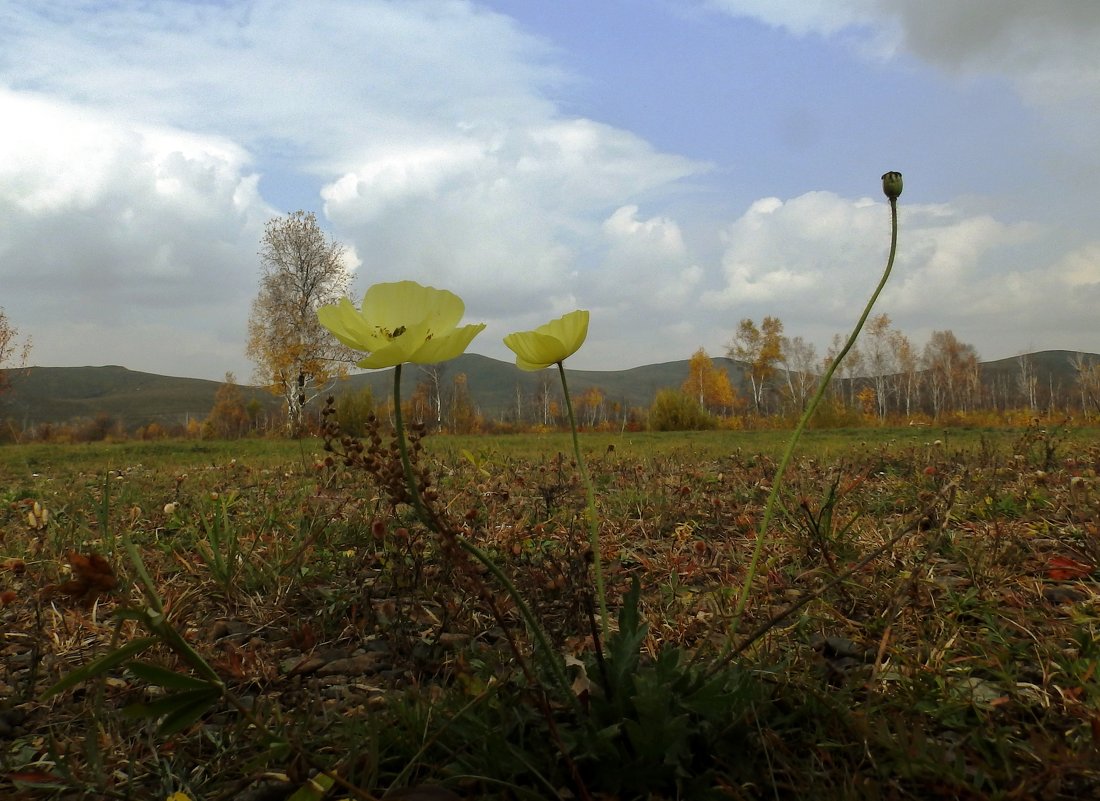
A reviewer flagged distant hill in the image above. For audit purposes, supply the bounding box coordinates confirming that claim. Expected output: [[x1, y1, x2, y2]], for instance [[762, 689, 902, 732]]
[[1, 350, 1096, 431], [0, 366, 277, 431], [978, 350, 1092, 384], [0, 355, 749, 431]]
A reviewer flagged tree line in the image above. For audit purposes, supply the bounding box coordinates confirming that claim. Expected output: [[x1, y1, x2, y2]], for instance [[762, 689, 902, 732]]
[[722, 314, 1100, 424]]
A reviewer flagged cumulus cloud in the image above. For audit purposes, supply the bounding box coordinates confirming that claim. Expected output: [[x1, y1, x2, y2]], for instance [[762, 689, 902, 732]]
[[1056, 243, 1100, 289], [599, 205, 702, 308], [703, 0, 876, 38], [0, 87, 270, 374], [322, 119, 702, 316], [603, 205, 687, 255], [704, 192, 880, 311]]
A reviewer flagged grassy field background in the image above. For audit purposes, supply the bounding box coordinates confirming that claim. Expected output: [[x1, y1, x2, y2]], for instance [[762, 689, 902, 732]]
[[3, 423, 1088, 471]]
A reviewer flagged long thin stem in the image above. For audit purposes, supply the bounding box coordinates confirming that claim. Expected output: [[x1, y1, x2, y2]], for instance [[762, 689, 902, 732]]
[[391, 363, 576, 705], [558, 361, 609, 642], [392, 364, 428, 520], [730, 195, 900, 633], [455, 538, 577, 706]]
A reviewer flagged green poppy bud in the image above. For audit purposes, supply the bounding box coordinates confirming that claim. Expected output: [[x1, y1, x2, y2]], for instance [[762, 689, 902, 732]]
[[881, 171, 903, 200]]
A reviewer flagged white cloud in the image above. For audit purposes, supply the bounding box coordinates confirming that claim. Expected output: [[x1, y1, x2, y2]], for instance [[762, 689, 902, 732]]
[[0, 87, 270, 375], [322, 119, 703, 316], [0, 1, 707, 377], [603, 205, 687, 255], [704, 0, 877, 38], [698, 188, 1100, 361], [0, 0, 564, 173], [1055, 244, 1100, 288], [704, 191, 879, 309], [598, 205, 701, 308]]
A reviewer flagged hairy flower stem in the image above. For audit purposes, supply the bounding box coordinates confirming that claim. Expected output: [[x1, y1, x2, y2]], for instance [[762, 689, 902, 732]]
[[558, 361, 609, 643], [730, 192, 900, 635], [455, 538, 577, 706], [392, 364, 428, 521], [391, 364, 575, 705]]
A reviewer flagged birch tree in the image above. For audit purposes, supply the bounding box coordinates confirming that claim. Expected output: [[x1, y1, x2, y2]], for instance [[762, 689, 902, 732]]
[[862, 314, 896, 419], [246, 211, 352, 434], [682, 347, 738, 416], [921, 330, 979, 418], [779, 335, 818, 413], [1070, 352, 1100, 418], [0, 308, 31, 397], [727, 317, 783, 414], [890, 329, 920, 419]]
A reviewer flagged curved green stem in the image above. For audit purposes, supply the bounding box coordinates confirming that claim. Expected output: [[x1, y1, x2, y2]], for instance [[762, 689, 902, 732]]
[[456, 538, 576, 706], [391, 363, 575, 705], [558, 362, 609, 642], [730, 196, 900, 633]]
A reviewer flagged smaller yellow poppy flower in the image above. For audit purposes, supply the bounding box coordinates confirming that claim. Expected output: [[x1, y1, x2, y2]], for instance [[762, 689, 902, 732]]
[[503, 309, 589, 370], [318, 281, 485, 369]]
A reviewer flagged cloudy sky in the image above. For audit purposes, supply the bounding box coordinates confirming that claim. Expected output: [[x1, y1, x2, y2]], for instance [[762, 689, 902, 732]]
[[2, 0, 1099, 381]]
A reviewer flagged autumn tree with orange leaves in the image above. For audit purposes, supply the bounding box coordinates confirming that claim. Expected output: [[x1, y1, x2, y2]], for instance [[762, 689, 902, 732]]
[[922, 329, 980, 419], [727, 317, 783, 414], [204, 372, 250, 439], [682, 348, 740, 416]]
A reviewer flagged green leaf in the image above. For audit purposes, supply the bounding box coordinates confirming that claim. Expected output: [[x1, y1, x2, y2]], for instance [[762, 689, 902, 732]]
[[123, 532, 164, 614], [125, 686, 222, 720], [241, 736, 292, 775], [157, 689, 222, 736], [121, 686, 222, 734], [605, 575, 647, 697], [128, 662, 216, 691], [111, 606, 156, 624], [41, 637, 158, 699]]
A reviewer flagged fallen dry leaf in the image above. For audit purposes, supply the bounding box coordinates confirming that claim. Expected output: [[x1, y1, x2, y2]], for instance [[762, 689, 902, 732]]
[[44, 552, 118, 607], [1045, 555, 1093, 581]]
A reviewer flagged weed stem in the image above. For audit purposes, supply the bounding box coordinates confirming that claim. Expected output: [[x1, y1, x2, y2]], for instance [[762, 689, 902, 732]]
[[393, 364, 429, 520], [392, 363, 576, 707], [558, 361, 609, 642], [730, 190, 900, 636]]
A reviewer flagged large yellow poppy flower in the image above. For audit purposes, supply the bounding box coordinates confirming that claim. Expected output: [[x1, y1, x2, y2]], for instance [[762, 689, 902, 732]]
[[318, 281, 485, 369], [503, 309, 589, 370]]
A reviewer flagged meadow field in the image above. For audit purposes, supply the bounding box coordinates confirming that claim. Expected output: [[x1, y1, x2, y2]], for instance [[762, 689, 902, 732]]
[[1, 425, 1099, 800]]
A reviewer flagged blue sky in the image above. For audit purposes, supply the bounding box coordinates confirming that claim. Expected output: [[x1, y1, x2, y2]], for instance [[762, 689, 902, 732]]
[[2, 0, 1098, 381]]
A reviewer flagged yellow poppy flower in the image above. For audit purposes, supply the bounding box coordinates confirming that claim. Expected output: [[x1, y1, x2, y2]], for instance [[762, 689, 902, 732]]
[[318, 281, 485, 369], [503, 309, 589, 370]]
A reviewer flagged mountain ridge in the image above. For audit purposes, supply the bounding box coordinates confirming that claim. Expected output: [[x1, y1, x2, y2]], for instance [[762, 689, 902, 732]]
[[1, 349, 1096, 431]]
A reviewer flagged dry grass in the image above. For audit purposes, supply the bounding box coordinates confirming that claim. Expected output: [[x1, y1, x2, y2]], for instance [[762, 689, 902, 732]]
[[1, 427, 1098, 799]]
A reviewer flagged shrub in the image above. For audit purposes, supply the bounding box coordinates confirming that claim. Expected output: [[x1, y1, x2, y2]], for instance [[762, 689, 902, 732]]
[[648, 389, 716, 431], [334, 386, 376, 437]]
